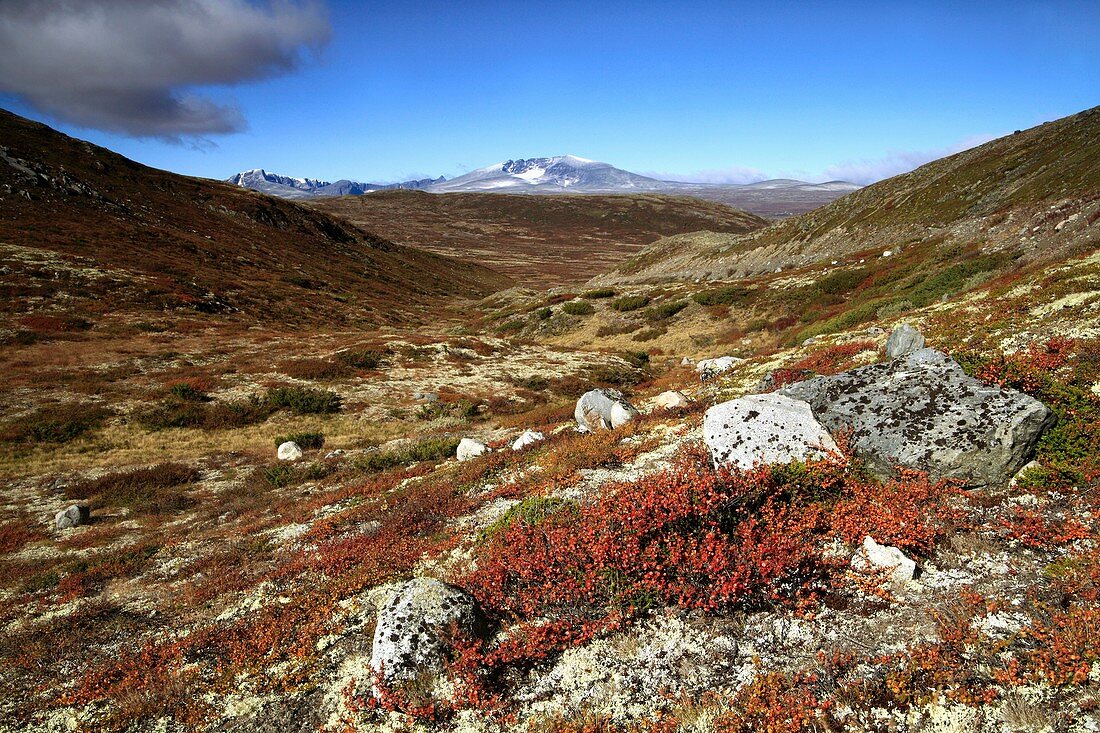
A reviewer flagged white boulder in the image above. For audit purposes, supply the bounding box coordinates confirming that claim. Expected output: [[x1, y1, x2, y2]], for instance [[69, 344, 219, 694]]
[[852, 536, 918, 585], [703, 393, 838, 470], [653, 391, 690, 410], [695, 356, 742, 380], [511, 430, 545, 451], [277, 441, 303, 461], [457, 438, 489, 462], [885, 323, 925, 359], [575, 389, 639, 431]]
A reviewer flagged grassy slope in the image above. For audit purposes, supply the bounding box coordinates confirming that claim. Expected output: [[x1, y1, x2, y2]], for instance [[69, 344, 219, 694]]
[[600, 105, 1100, 284], [0, 109, 511, 327], [308, 189, 767, 287]]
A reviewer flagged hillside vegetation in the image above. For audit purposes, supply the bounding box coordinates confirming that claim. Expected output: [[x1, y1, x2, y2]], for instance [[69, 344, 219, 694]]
[[0, 110, 510, 328], [309, 190, 767, 287]]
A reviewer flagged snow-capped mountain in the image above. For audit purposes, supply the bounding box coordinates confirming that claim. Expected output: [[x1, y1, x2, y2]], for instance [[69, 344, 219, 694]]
[[426, 155, 669, 193], [226, 158, 860, 217], [225, 169, 445, 199]]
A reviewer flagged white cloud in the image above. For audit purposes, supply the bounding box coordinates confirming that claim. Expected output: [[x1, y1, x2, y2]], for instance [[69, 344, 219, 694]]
[[643, 165, 770, 184], [817, 135, 997, 185]]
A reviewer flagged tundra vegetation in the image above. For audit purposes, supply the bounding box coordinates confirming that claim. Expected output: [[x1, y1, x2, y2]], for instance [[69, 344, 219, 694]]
[[0, 107, 1098, 732]]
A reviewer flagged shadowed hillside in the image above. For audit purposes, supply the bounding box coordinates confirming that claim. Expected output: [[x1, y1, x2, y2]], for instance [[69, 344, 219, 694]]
[[309, 189, 767, 287], [0, 110, 510, 327]]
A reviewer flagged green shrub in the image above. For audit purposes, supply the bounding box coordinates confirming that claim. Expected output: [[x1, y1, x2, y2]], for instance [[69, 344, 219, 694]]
[[562, 300, 595, 316], [354, 436, 461, 473], [66, 462, 200, 513], [814, 268, 868, 295], [534, 307, 553, 320], [497, 319, 525, 334], [265, 386, 342, 415], [138, 395, 274, 431], [645, 300, 688, 321], [168, 383, 208, 402], [339, 349, 385, 370], [275, 432, 325, 450], [1, 404, 110, 444], [583, 288, 616, 299], [692, 286, 755, 307], [611, 294, 651, 312], [623, 351, 651, 369], [479, 496, 577, 541]]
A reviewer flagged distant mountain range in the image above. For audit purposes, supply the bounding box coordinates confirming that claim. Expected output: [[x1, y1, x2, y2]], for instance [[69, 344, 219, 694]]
[[224, 169, 445, 200], [226, 156, 861, 217]]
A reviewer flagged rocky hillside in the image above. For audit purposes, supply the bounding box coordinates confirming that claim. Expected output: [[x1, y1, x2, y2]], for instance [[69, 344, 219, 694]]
[[0, 109, 510, 327], [595, 105, 1099, 286], [308, 190, 767, 287]]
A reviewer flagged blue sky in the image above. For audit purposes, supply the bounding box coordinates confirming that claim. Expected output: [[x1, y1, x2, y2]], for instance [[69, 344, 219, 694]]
[[2, 0, 1098, 185]]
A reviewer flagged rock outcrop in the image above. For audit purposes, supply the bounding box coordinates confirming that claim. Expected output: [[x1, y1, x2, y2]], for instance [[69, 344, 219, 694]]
[[885, 323, 926, 359], [575, 389, 639, 431], [457, 438, 489, 462], [512, 430, 545, 451], [780, 348, 1054, 486], [370, 578, 483, 689], [852, 536, 918, 586], [277, 441, 303, 461], [696, 356, 742, 380], [653, 391, 690, 410], [703, 393, 839, 470], [54, 504, 90, 530]]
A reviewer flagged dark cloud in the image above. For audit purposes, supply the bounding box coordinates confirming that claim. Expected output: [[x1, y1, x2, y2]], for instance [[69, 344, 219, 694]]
[[0, 0, 330, 142]]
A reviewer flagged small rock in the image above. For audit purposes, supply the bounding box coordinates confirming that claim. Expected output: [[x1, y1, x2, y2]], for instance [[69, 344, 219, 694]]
[[680, 356, 694, 366], [802, 337, 818, 347], [695, 356, 742, 380], [456, 437, 489, 462], [653, 391, 690, 410], [575, 388, 639, 431], [325, 449, 346, 459], [511, 430, 545, 451], [371, 578, 484, 691], [703, 393, 838, 470], [882, 249, 893, 258], [55, 504, 90, 530], [277, 441, 303, 461], [852, 536, 917, 585], [884, 323, 925, 359], [866, 326, 885, 336]]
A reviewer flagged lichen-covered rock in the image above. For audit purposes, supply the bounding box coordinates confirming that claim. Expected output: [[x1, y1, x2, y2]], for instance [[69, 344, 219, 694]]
[[653, 390, 689, 410], [852, 536, 917, 585], [780, 348, 1054, 486], [456, 437, 489, 462], [370, 578, 482, 689], [277, 441, 303, 461], [703, 393, 839, 470], [695, 356, 742, 380], [885, 323, 926, 359], [55, 504, 90, 530], [512, 430, 545, 451], [575, 389, 639, 431]]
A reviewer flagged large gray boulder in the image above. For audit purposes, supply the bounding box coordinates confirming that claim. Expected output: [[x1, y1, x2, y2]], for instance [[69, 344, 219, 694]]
[[703, 393, 839, 470], [885, 323, 925, 359], [780, 348, 1054, 487], [371, 578, 483, 690], [55, 504, 90, 530], [575, 388, 639, 431]]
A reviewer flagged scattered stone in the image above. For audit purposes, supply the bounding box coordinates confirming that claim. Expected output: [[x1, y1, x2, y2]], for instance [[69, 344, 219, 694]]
[[695, 356, 742, 380], [703, 393, 839, 470], [780, 348, 1054, 486], [680, 356, 694, 366], [802, 337, 818, 347], [277, 441, 303, 461], [866, 326, 885, 336], [575, 389, 639, 431], [852, 536, 917, 585], [457, 437, 489, 462], [653, 391, 690, 410], [371, 578, 484, 690], [413, 392, 439, 403], [325, 449, 346, 459], [512, 430, 545, 451], [885, 323, 926, 359], [54, 504, 90, 530]]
